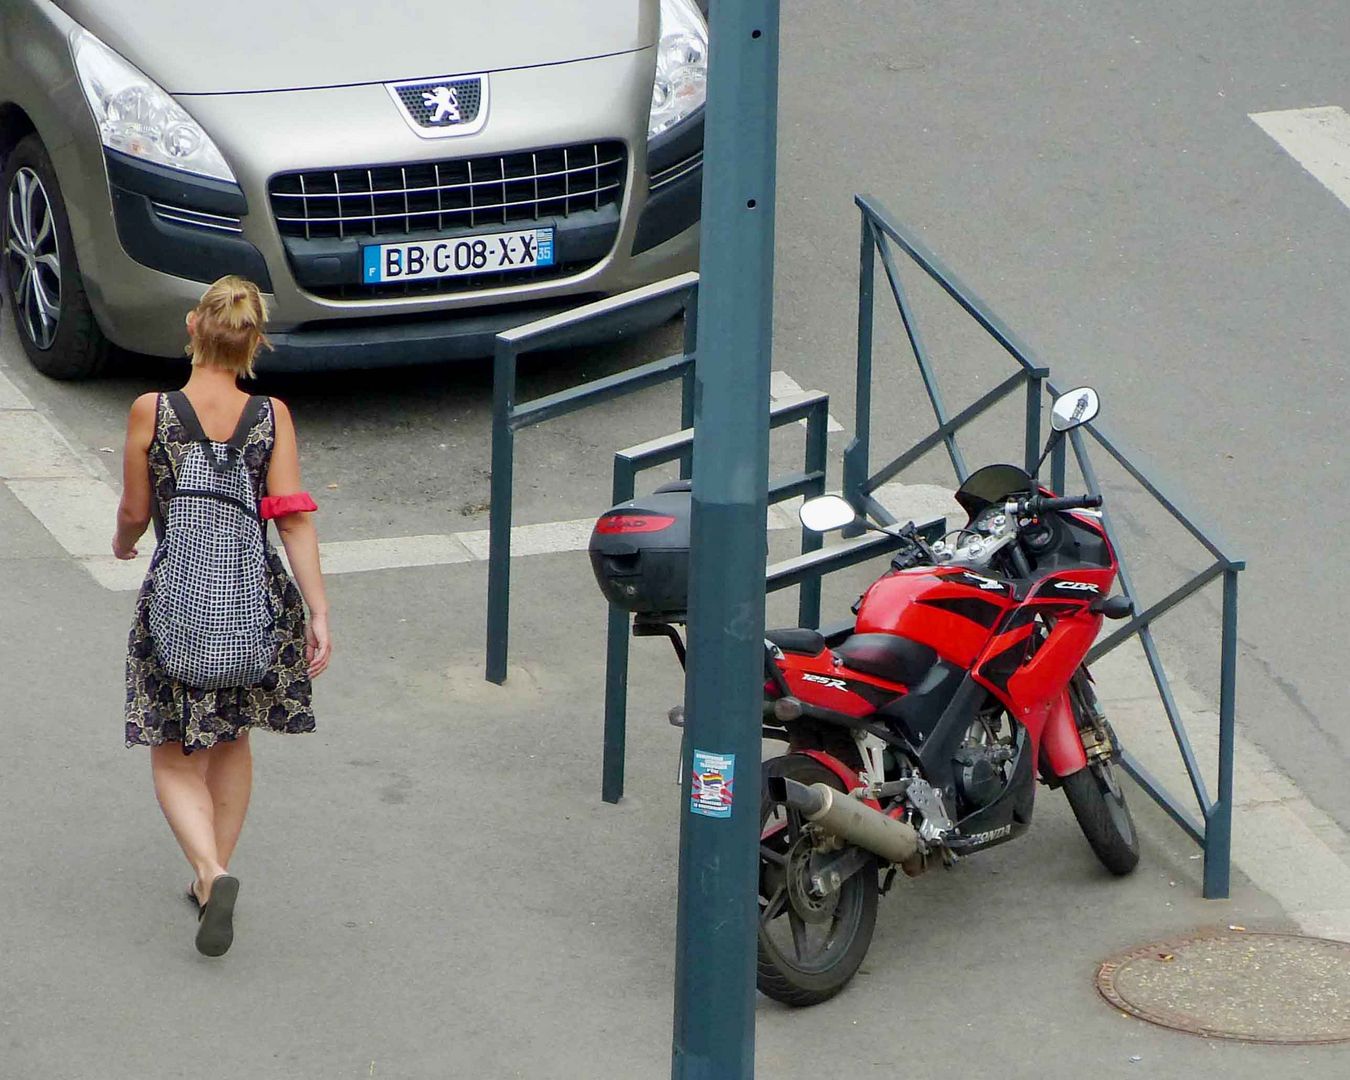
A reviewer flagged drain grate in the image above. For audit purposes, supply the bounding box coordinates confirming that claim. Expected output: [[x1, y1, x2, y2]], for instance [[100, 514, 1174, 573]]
[[1097, 930, 1350, 1044]]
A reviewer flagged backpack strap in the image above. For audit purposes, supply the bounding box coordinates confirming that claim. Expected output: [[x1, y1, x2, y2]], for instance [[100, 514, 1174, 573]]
[[227, 395, 269, 452], [151, 393, 167, 543], [165, 392, 267, 450], [165, 391, 208, 444]]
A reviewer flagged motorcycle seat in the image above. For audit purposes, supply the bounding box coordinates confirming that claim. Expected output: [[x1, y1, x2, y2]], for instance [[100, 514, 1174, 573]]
[[766, 628, 828, 655], [835, 633, 938, 687]]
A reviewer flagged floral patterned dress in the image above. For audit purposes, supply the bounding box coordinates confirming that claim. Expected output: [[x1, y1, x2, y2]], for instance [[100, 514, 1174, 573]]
[[125, 393, 315, 753]]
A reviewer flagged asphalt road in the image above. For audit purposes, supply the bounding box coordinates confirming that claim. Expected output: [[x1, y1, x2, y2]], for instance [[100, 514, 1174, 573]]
[[764, 0, 1350, 832], [12, 1, 1349, 831]]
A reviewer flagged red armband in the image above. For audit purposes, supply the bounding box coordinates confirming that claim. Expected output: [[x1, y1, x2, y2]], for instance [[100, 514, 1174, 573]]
[[260, 492, 318, 520]]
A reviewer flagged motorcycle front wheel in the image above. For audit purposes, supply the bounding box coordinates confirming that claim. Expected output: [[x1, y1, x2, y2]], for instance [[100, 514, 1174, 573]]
[[1062, 758, 1140, 875], [757, 755, 879, 1006]]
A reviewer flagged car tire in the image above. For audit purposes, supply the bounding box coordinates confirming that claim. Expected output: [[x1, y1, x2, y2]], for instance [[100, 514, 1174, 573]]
[[2, 134, 108, 379]]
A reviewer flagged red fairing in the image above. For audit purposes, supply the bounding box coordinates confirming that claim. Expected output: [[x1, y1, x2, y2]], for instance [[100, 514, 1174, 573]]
[[970, 565, 1115, 774], [259, 492, 318, 520], [778, 647, 905, 718], [1038, 689, 1089, 777], [855, 567, 1017, 668]]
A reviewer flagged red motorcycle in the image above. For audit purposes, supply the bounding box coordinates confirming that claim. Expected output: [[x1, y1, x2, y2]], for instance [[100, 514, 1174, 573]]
[[589, 387, 1139, 1006]]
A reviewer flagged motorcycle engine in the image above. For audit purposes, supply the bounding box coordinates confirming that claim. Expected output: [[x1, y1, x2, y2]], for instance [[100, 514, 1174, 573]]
[[953, 747, 1003, 810], [952, 716, 1014, 811]]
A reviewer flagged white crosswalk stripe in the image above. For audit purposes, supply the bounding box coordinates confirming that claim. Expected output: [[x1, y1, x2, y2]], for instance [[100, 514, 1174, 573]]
[[1251, 105, 1350, 210], [770, 370, 844, 432], [1, 363, 851, 591]]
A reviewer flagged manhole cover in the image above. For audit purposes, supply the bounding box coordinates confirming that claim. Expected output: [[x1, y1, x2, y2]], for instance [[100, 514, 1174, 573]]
[[1096, 930, 1350, 1044]]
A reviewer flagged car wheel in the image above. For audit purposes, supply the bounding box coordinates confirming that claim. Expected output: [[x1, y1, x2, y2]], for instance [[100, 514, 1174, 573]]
[[2, 134, 108, 379]]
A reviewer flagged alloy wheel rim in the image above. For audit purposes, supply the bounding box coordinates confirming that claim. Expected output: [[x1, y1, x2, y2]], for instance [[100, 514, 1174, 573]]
[[4, 167, 62, 350]]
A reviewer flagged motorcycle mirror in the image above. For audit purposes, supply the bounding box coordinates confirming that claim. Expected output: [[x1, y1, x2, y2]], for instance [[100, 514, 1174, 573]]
[[1050, 386, 1100, 432], [799, 495, 859, 534]]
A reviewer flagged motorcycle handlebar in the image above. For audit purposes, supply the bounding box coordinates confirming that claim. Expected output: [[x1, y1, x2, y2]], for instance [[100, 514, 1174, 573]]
[[1020, 493, 1103, 515]]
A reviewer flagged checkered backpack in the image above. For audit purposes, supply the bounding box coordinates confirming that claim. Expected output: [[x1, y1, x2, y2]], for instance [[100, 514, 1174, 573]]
[[148, 392, 277, 690]]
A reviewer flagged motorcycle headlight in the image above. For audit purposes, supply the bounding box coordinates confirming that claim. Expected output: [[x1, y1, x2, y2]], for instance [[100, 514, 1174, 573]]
[[648, 0, 708, 138], [71, 29, 236, 183]]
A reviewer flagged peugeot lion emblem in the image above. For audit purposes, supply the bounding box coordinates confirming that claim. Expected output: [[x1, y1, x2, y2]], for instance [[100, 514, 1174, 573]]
[[422, 86, 462, 124], [386, 73, 490, 139]]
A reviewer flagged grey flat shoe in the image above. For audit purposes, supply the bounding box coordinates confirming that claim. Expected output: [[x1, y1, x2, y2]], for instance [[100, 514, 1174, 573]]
[[194, 875, 240, 957]]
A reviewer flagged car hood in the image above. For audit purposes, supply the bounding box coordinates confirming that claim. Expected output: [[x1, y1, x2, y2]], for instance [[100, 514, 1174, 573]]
[[58, 0, 655, 94]]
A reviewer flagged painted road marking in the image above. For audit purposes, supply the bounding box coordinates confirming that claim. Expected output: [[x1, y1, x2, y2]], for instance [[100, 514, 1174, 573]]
[[1, 360, 812, 591], [770, 370, 844, 432], [1251, 105, 1350, 210], [0, 350, 939, 597], [81, 509, 809, 592], [0, 363, 836, 591]]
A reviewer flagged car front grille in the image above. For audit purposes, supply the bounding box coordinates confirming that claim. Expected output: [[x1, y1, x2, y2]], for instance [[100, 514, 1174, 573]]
[[268, 141, 627, 241]]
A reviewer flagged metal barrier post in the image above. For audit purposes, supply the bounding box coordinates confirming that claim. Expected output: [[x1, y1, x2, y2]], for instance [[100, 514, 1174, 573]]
[[1205, 569, 1240, 899], [485, 343, 518, 685], [1050, 432, 1067, 494], [1024, 371, 1043, 477], [602, 455, 639, 804], [797, 399, 828, 627], [843, 214, 874, 514], [680, 293, 699, 480], [602, 606, 632, 805]]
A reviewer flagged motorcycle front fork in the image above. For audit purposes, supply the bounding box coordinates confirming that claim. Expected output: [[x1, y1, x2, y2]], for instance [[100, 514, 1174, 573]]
[[1071, 669, 1116, 766]]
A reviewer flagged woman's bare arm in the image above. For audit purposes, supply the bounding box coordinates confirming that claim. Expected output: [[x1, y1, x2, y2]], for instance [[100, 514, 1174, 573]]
[[113, 393, 157, 560], [266, 398, 331, 677]]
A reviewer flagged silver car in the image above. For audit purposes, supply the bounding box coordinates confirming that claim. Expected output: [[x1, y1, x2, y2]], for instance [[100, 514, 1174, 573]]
[[0, 0, 706, 378]]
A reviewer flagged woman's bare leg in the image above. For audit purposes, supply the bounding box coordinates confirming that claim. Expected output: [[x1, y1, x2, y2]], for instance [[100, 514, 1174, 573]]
[[154, 745, 228, 901], [204, 734, 253, 871], [150, 742, 227, 903]]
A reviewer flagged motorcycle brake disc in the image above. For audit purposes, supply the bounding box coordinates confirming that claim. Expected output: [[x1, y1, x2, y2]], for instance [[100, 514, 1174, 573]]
[[786, 837, 841, 924]]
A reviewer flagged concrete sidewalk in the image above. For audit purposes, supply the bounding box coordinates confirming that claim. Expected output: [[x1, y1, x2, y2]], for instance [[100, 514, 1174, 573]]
[[1, 482, 1346, 1080]]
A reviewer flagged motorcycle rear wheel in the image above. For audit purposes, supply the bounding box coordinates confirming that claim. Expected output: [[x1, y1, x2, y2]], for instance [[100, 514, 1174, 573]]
[[1062, 759, 1140, 875], [757, 755, 879, 1006]]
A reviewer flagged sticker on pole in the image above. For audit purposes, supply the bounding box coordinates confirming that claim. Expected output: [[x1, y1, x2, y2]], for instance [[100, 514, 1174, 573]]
[[690, 750, 735, 818]]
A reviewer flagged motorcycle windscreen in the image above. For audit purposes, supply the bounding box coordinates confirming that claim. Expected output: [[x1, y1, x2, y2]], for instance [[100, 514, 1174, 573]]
[[954, 464, 1034, 515]]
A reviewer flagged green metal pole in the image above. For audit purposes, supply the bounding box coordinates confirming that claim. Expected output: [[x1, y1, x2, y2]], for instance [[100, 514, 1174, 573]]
[[485, 342, 517, 685], [672, 3, 780, 1078]]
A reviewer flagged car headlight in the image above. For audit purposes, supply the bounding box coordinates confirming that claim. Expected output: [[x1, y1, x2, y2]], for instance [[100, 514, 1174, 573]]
[[649, 0, 708, 138], [70, 29, 236, 183]]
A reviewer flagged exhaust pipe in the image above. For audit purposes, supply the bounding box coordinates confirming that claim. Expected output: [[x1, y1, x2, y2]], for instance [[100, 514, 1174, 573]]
[[770, 777, 921, 866]]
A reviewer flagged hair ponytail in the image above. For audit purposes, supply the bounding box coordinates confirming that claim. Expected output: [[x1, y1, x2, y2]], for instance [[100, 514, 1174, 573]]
[[186, 275, 273, 378]]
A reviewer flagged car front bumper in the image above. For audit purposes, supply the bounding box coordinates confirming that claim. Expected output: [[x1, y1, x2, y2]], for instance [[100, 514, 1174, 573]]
[[60, 49, 700, 363]]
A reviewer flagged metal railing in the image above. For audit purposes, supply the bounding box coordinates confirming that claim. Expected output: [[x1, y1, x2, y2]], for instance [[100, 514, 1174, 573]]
[[485, 273, 699, 685], [844, 194, 1245, 898]]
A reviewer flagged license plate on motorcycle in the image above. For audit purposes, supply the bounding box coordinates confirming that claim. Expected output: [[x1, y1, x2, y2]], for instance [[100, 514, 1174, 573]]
[[361, 226, 555, 284]]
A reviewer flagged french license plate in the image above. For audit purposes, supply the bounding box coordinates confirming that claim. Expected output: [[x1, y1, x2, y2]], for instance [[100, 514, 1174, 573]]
[[361, 226, 554, 284]]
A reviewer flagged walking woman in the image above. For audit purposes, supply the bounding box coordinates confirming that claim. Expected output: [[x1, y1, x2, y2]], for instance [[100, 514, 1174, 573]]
[[113, 275, 331, 956]]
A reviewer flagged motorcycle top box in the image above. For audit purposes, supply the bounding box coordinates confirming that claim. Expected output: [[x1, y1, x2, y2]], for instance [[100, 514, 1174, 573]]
[[589, 487, 693, 620]]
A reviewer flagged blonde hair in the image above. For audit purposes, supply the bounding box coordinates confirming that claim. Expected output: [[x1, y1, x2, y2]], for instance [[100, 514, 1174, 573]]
[[186, 275, 272, 378]]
